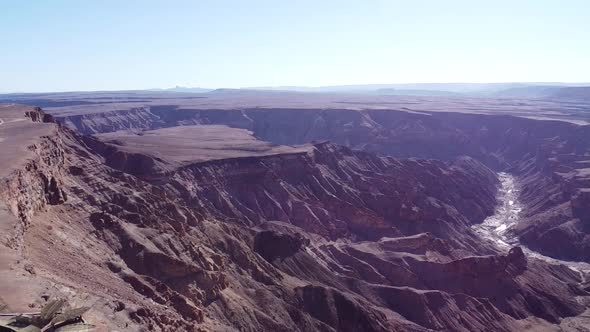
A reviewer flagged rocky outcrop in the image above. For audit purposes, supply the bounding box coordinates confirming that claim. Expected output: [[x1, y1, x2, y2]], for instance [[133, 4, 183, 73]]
[[25, 107, 55, 123], [254, 230, 309, 262], [0, 131, 67, 248], [295, 285, 391, 332], [57, 107, 163, 135]]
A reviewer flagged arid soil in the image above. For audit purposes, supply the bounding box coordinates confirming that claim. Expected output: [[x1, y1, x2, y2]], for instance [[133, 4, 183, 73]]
[[94, 125, 311, 176], [1, 98, 589, 331]]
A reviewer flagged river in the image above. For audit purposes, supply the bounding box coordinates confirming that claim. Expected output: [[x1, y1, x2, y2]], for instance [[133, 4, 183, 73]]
[[472, 172, 590, 281]]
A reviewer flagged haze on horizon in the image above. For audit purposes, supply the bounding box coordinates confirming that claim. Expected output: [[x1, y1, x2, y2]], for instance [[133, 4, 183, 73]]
[[1, 0, 589, 93]]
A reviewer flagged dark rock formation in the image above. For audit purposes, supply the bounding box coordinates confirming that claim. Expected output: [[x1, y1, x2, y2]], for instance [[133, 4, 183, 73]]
[[254, 230, 309, 262]]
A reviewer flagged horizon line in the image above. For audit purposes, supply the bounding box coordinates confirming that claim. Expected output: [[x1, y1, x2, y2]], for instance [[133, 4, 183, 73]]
[[2, 81, 590, 95]]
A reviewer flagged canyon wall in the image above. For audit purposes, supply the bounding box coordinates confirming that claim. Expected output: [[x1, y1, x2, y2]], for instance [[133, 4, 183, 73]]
[[53, 106, 590, 262]]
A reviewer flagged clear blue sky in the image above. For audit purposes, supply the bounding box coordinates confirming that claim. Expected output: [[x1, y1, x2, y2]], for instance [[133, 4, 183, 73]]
[[1, 0, 589, 92]]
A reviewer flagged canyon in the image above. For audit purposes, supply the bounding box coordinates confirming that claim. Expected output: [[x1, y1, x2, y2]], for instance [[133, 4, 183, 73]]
[[0, 91, 589, 331]]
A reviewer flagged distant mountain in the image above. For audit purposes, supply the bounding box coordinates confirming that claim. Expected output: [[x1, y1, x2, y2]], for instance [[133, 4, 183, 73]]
[[493, 86, 565, 98], [248, 83, 590, 96], [494, 85, 590, 101], [312, 83, 529, 93], [372, 88, 463, 97], [548, 86, 590, 101], [149, 86, 212, 93], [4, 84, 588, 100]]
